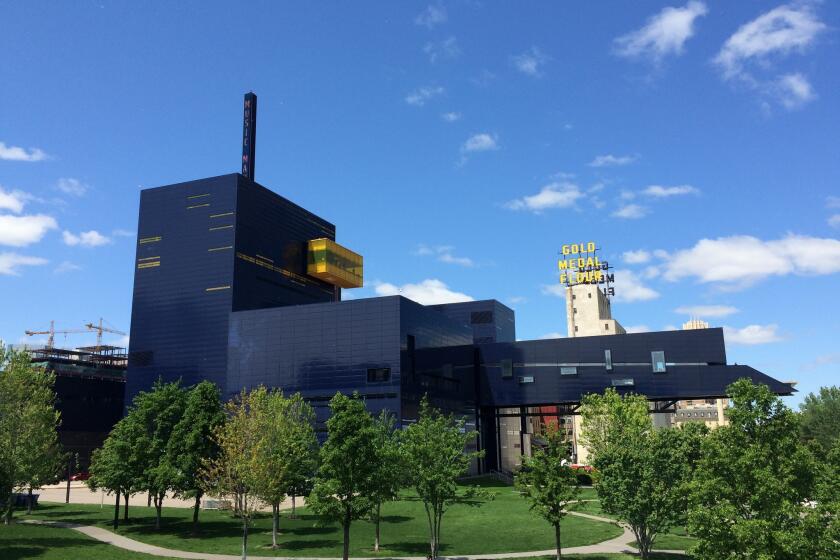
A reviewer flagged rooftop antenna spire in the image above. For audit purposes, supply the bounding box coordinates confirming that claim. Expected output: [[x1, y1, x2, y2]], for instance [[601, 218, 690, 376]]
[[241, 92, 257, 180]]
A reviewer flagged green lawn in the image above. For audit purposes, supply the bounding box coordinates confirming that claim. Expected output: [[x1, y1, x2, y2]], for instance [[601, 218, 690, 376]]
[[0, 522, 178, 560], [20, 479, 622, 557]]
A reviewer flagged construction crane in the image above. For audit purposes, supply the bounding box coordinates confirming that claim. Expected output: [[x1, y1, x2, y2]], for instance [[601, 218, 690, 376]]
[[24, 321, 89, 349], [85, 318, 127, 352]]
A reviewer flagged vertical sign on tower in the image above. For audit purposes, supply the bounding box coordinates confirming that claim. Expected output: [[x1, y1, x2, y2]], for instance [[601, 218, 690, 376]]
[[242, 92, 257, 180]]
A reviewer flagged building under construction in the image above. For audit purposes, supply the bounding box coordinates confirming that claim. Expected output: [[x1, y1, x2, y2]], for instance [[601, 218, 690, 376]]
[[24, 342, 126, 472]]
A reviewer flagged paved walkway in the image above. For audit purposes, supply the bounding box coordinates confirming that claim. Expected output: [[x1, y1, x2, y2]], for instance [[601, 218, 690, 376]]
[[21, 508, 687, 559]]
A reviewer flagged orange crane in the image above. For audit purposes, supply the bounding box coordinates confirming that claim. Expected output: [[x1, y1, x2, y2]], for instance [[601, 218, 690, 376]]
[[24, 321, 89, 349], [85, 318, 127, 352]]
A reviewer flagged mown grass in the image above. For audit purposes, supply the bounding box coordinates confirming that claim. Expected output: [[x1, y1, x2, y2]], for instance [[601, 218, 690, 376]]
[[0, 522, 179, 560], [20, 479, 621, 557]]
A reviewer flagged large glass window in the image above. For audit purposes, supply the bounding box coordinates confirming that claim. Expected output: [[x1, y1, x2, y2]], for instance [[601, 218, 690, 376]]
[[652, 351, 666, 373]]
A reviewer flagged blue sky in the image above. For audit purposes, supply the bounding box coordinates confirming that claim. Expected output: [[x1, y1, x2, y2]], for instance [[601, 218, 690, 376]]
[[1, 1, 838, 406]]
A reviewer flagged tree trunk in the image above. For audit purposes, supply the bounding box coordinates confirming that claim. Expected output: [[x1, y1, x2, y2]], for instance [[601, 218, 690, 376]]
[[554, 522, 562, 560], [113, 491, 121, 530], [4, 498, 13, 525], [123, 491, 129, 521], [26, 487, 33, 514], [374, 502, 381, 552], [342, 509, 351, 560], [154, 494, 163, 530], [291, 494, 296, 518], [271, 502, 280, 549], [147, 492, 152, 507], [192, 493, 201, 533], [241, 515, 249, 560]]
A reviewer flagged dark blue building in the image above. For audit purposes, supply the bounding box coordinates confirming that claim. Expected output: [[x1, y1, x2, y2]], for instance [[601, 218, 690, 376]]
[[128, 173, 793, 473]]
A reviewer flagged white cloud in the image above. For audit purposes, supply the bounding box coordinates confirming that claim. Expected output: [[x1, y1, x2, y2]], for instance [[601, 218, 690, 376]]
[[612, 204, 648, 219], [623, 250, 651, 264], [541, 284, 567, 298], [415, 4, 447, 29], [0, 252, 48, 275], [775, 73, 815, 108], [405, 86, 444, 107], [374, 279, 472, 305], [675, 305, 739, 318], [54, 261, 82, 274], [462, 133, 498, 153], [0, 187, 28, 213], [829, 215, 840, 229], [507, 296, 527, 305], [505, 182, 584, 213], [0, 142, 48, 162], [416, 245, 475, 267], [62, 230, 111, 247], [0, 214, 58, 247], [614, 1, 708, 62], [625, 325, 651, 334], [441, 112, 462, 122], [612, 269, 660, 302], [663, 234, 840, 288], [424, 36, 460, 63], [112, 229, 135, 237], [511, 47, 549, 77], [642, 184, 699, 197], [56, 178, 88, 197], [714, 4, 825, 80], [539, 332, 566, 340], [724, 324, 782, 345], [589, 154, 636, 167], [438, 252, 474, 267], [827, 196, 840, 209]]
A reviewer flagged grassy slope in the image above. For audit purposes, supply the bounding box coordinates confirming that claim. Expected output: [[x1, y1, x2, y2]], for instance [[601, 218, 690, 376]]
[[20, 481, 620, 557], [0, 523, 178, 560]]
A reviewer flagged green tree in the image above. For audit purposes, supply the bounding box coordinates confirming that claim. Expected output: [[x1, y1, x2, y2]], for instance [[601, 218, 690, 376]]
[[252, 390, 318, 549], [0, 346, 62, 524], [515, 424, 580, 560], [579, 387, 650, 460], [401, 397, 484, 559], [202, 388, 263, 560], [369, 410, 406, 552], [88, 417, 142, 529], [166, 380, 225, 532], [799, 385, 840, 457], [309, 392, 378, 560], [600, 423, 704, 558], [689, 378, 832, 559], [131, 378, 187, 529]]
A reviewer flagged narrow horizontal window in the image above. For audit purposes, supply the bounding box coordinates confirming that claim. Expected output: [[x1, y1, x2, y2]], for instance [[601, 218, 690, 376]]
[[208, 246, 233, 252], [518, 376, 534, 384], [611, 378, 634, 387], [187, 193, 211, 200], [205, 285, 231, 292], [560, 367, 578, 376], [210, 212, 235, 218], [138, 236, 161, 244], [209, 225, 233, 231], [186, 203, 210, 210]]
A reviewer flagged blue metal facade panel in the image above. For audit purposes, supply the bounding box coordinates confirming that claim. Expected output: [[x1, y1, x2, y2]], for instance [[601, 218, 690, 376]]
[[428, 300, 516, 344], [127, 175, 239, 404]]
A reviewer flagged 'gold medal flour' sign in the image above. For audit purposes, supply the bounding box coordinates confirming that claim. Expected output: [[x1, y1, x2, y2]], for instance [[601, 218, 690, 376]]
[[557, 242, 614, 291]]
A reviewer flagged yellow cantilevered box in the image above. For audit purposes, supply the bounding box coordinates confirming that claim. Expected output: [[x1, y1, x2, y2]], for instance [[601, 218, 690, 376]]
[[307, 238, 363, 289]]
